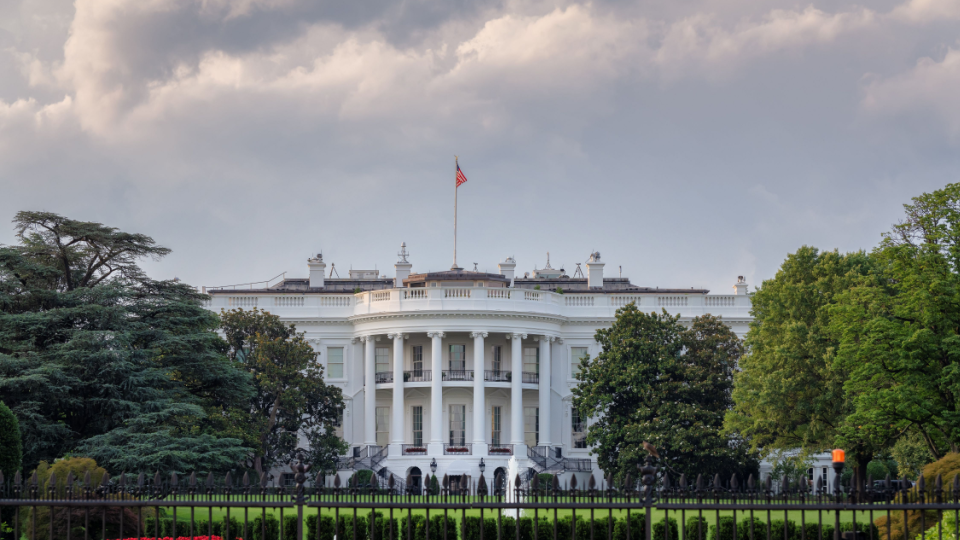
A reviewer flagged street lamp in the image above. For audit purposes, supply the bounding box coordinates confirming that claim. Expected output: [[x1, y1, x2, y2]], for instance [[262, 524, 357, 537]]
[[430, 458, 438, 474], [479, 458, 485, 474]]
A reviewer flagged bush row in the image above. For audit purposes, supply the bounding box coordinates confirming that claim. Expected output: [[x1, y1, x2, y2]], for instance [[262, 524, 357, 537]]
[[684, 516, 880, 540]]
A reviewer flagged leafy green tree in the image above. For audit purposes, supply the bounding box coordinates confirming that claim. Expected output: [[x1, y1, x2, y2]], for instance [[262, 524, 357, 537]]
[[831, 183, 960, 461], [220, 308, 347, 474], [572, 305, 758, 480], [0, 401, 21, 479], [768, 451, 813, 486], [0, 211, 253, 472], [891, 432, 934, 480], [724, 246, 878, 481]]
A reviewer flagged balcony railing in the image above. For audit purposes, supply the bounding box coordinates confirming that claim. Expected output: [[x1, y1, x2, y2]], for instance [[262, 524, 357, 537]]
[[484, 370, 512, 382], [522, 371, 539, 384], [443, 443, 472, 455], [401, 444, 428, 455], [403, 370, 431, 382], [375, 372, 393, 384], [442, 370, 473, 381], [488, 444, 513, 456]]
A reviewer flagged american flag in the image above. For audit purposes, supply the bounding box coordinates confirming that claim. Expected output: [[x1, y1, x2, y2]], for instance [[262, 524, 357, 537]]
[[456, 162, 468, 187]]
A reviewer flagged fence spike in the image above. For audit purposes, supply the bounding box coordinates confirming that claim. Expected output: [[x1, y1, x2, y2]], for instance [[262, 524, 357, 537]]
[[81, 471, 88, 488], [532, 474, 540, 490], [118, 472, 125, 487], [13, 470, 20, 488], [588, 475, 596, 490], [517, 474, 525, 492], [866, 474, 873, 491], [443, 474, 449, 488], [369, 475, 377, 490], [478, 473, 488, 493], [314, 472, 322, 487], [748, 474, 755, 490], [243, 472, 251, 487], [225, 471, 233, 488], [731, 473, 739, 491], [0, 471, 4, 487], [205, 472, 214, 488], [764, 474, 772, 492], [782, 475, 790, 493], [154, 471, 162, 487], [816, 475, 823, 493], [260, 472, 269, 488], [460, 475, 468, 491], [953, 473, 959, 495], [552, 474, 560, 492], [352, 473, 358, 488], [48, 471, 57, 492], [101, 472, 110, 486], [29, 470, 38, 486], [624, 474, 632, 491], [884, 474, 891, 490], [714, 474, 722, 491], [189, 472, 197, 487], [662, 473, 670, 489], [936, 474, 943, 491], [171, 472, 178, 488], [137, 472, 145, 487], [606, 474, 614, 490], [389, 474, 396, 489], [334, 474, 341, 488], [571, 474, 578, 489]]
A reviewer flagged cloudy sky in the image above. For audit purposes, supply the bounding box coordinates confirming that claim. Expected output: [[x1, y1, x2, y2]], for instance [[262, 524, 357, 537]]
[[1, 0, 959, 292]]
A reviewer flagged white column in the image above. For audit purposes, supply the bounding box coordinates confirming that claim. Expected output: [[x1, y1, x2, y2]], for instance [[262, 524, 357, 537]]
[[471, 332, 488, 450], [388, 333, 406, 447], [510, 333, 526, 445], [363, 336, 376, 446], [427, 332, 445, 452], [538, 336, 553, 447]]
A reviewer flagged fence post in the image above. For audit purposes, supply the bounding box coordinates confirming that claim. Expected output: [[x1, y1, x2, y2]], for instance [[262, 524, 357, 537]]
[[293, 460, 312, 540], [640, 456, 657, 540]]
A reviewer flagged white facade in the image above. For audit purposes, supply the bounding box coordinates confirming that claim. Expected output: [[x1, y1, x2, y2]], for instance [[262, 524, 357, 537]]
[[205, 249, 753, 490]]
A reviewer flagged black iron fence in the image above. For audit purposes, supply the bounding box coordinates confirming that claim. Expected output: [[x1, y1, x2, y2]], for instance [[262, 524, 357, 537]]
[[2, 458, 958, 540]]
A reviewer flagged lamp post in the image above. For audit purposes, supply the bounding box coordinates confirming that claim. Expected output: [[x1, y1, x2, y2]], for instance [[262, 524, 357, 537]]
[[479, 458, 485, 474], [430, 458, 438, 474], [832, 449, 845, 540]]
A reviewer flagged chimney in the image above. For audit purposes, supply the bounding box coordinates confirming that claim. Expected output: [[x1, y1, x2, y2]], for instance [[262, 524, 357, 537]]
[[733, 276, 749, 295], [395, 242, 412, 288], [308, 254, 326, 288], [586, 251, 604, 289], [498, 257, 517, 287]]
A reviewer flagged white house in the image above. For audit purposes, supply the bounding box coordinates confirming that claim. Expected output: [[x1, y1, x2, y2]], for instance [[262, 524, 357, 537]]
[[203, 244, 754, 491]]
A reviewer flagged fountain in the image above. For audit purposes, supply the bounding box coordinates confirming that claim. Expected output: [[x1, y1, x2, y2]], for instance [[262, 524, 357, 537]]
[[502, 455, 524, 519]]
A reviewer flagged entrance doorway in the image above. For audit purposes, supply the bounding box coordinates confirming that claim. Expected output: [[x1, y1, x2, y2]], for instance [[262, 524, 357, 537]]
[[409, 467, 422, 495], [493, 467, 507, 495]]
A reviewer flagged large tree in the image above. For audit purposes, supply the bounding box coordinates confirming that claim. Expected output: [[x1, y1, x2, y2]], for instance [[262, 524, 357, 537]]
[[0, 211, 253, 473], [830, 183, 960, 460], [572, 306, 758, 480], [724, 246, 879, 480], [219, 308, 347, 474]]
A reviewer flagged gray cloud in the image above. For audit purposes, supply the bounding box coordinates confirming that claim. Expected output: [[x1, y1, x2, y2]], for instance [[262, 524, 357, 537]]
[[1, 0, 959, 293]]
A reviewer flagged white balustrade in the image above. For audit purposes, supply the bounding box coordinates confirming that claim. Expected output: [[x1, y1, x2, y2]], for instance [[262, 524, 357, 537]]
[[486, 289, 511, 299], [610, 296, 642, 307], [320, 296, 352, 307], [228, 296, 258, 307], [274, 296, 304, 307], [444, 288, 471, 298], [704, 296, 735, 307], [565, 296, 594, 306], [404, 289, 428, 300], [657, 296, 688, 307], [524, 291, 542, 301], [372, 291, 391, 302]]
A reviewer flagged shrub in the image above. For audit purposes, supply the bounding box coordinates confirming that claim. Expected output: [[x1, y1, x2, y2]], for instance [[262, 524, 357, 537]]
[[337, 514, 369, 540], [251, 513, 280, 540], [429, 475, 441, 496], [915, 513, 960, 540], [686, 517, 709, 540], [26, 458, 140, 540], [399, 514, 428, 540], [463, 517, 497, 540], [307, 513, 336, 540], [282, 514, 299, 540], [654, 518, 679, 540], [614, 512, 645, 540], [429, 513, 457, 540], [876, 453, 960, 540]]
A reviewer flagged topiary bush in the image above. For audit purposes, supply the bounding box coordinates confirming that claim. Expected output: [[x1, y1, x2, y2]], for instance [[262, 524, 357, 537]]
[[876, 453, 960, 540], [251, 513, 281, 540]]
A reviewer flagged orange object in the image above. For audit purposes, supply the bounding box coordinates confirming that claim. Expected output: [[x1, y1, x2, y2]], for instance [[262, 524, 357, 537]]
[[832, 449, 845, 463]]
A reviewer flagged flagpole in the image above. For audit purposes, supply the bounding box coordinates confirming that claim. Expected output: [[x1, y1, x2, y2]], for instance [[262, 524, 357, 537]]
[[453, 155, 458, 270]]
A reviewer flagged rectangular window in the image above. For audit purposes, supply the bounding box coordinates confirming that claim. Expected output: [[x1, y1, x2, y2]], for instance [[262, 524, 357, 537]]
[[491, 406, 502, 446], [570, 347, 589, 378], [492, 346, 502, 372], [412, 406, 423, 446], [523, 347, 539, 374], [572, 407, 586, 448], [449, 344, 466, 371], [376, 347, 389, 374], [449, 405, 466, 446], [327, 347, 344, 379], [412, 345, 423, 374], [524, 406, 539, 447], [376, 407, 390, 447]]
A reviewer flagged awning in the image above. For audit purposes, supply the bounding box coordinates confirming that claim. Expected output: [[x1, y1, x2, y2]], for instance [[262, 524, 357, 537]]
[[444, 460, 473, 475]]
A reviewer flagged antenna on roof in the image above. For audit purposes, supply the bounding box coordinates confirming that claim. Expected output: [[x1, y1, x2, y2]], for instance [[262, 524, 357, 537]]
[[330, 263, 340, 278], [573, 263, 584, 279], [473, 263, 479, 272], [620, 265, 622, 278]]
